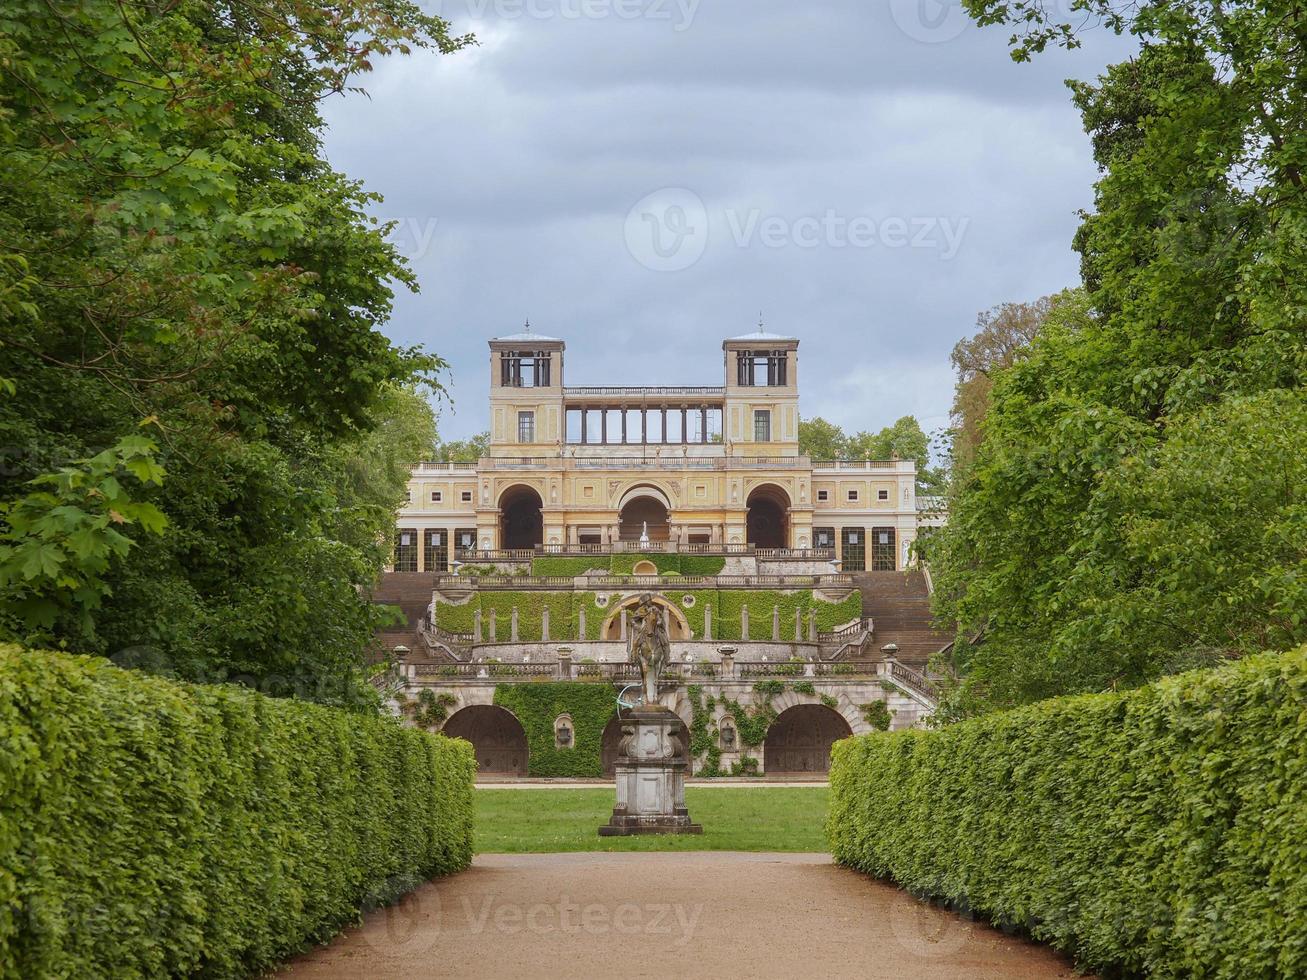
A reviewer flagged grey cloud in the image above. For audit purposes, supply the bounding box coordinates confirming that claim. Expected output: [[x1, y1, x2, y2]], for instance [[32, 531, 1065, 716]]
[[322, 4, 1132, 440]]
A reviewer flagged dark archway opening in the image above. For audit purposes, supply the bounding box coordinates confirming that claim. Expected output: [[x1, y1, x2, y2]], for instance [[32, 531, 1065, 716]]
[[442, 705, 529, 776], [619, 495, 670, 542], [763, 704, 852, 775], [601, 712, 691, 776], [746, 485, 790, 549], [499, 485, 543, 551]]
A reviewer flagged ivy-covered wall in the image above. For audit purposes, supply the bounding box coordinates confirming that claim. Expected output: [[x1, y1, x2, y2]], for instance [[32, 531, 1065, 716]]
[[493, 683, 615, 777], [434, 587, 861, 642]]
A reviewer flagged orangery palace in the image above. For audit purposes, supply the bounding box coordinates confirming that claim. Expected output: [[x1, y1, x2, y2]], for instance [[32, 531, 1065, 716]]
[[376, 330, 949, 778]]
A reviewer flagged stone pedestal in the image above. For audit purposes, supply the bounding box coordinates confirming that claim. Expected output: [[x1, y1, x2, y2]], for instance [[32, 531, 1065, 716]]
[[598, 706, 702, 836]]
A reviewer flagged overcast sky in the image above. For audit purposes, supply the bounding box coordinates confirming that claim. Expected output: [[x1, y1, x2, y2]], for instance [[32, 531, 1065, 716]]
[[321, 0, 1134, 442]]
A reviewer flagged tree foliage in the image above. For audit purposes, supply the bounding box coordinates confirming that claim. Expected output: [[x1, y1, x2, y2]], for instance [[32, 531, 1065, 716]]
[[949, 293, 1055, 470], [932, 5, 1307, 715], [432, 430, 490, 462], [798, 415, 943, 492], [0, 0, 466, 697]]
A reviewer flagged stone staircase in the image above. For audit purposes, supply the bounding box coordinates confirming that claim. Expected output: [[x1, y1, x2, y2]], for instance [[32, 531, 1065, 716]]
[[850, 570, 952, 670], [372, 572, 442, 661]]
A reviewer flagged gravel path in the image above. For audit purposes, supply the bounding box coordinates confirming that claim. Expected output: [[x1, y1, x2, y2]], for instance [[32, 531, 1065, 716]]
[[279, 853, 1083, 979]]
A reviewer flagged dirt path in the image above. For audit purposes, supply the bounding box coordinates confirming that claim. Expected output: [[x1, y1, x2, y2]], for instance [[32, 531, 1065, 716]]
[[280, 853, 1082, 979]]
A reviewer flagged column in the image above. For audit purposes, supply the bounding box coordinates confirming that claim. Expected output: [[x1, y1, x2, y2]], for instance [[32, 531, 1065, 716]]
[[510, 606, 519, 642], [488, 608, 497, 642], [473, 608, 483, 643], [578, 606, 587, 640], [795, 609, 802, 642], [772, 605, 780, 641], [704, 604, 713, 640], [740, 605, 749, 641], [620, 609, 628, 641], [541, 606, 550, 642]]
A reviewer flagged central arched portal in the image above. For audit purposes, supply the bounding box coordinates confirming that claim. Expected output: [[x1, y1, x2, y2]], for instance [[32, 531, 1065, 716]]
[[601, 594, 692, 641], [499, 485, 543, 551], [763, 704, 852, 775], [442, 705, 529, 776], [618, 492, 670, 542], [746, 484, 790, 549]]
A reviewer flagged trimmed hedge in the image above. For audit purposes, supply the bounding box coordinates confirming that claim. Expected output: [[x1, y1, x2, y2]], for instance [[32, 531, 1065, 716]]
[[0, 646, 476, 978], [493, 682, 615, 777], [530, 553, 727, 577], [828, 646, 1307, 977]]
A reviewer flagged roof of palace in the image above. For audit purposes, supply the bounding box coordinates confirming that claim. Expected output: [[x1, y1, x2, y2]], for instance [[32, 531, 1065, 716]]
[[726, 331, 798, 342], [491, 331, 563, 343]]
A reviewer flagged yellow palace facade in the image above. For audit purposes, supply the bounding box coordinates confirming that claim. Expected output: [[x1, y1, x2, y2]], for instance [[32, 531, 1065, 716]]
[[392, 330, 921, 572]]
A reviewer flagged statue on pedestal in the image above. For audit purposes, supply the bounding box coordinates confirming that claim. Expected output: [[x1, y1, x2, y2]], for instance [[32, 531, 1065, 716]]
[[599, 593, 701, 836], [629, 592, 670, 706]]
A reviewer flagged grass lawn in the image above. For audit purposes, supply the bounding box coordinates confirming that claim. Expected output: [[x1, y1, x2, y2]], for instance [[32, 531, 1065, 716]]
[[474, 787, 830, 853]]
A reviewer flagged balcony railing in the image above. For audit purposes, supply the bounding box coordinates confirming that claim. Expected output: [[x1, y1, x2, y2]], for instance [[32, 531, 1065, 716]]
[[563, 386, 725, 398], [455, 543, 835, 561], [432, 573, 853, 590]]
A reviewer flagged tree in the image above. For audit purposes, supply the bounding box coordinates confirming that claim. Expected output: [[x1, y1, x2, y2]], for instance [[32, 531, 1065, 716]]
[[797, 418, 847, 461], [0, 0, 468, 701], [800, 416, 943, 494], [949, 294, 1056, 470], [434, 431, 490, 462], [931, 4, 1307, 716]]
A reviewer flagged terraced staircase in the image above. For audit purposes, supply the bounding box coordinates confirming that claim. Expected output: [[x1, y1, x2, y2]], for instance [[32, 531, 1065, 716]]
[[372, 572, 441, 659], [850, 570, 952, 670]]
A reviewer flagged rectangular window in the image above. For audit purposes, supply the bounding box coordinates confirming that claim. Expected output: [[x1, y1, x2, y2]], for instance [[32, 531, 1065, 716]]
[[460, 490, 473, 503], [847, 489, 859, 501], [872, 527, 897, 571], [665, 408, 684, 443], [753, 409, 771, 442], [393, 530, 418, 572], [430, 491, 442, 503], [583, 408, 603, 444], [423, 529, 448, 572], [816, 489, 829, 502], [404, 489, 412, 504], [878, 489, 889, 501], [841, 527, 865, 572], [566, 408, 583, 443], [518, 411, 535, 443], [814, 527, 835, 549]]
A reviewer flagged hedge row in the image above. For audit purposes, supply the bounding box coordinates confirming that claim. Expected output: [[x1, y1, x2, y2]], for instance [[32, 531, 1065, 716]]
[[0, 646, 476, 978], [828, 646, 1307, 977], [529, 553, 726, 577], [435, 588, 861, 642]]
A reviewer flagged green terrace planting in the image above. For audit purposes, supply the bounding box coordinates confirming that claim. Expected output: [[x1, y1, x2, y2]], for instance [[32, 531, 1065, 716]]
[[434, 587, 860, 642], [493, 683, 616, 778], [0, 646, 475, 977], [827, 646, 1307, 978], [528, 553, 727, 577]]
